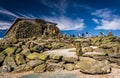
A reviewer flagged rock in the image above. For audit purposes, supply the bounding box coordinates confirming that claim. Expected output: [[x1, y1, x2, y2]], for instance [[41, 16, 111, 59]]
[[0, 53, 5, 64], [15, 64, 32, 72], [104, 49, 114, 56], [15, 48, 22, 54], [27, 60, 44, 67], [46, 59, 59, 63], [21, 48, 31, 56], [30, 45, 41, 52], [75, 42, 83, 56], [63, 64, 75, 71], [27, 52, 40, 60], [109, 58, 120, 66], [38, 54, 49, 61], [3, 56, 17, 69], [34, 64, 46, 73], [15, 54, 26, 65], [82, 52, 107, 57], [79, 57, 111, 74], [51, 42, 61, 50], [46, 63, 63, 72], [75, 61, 81, 69], [51, 55, 62, 60], [82, 47, 93, 52], [62, 57, 78, 63], [3, 47, 17, 56], [1, 65, 11, 73]]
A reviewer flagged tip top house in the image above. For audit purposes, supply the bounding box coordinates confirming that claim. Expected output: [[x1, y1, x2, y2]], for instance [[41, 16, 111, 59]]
[[4, 17, 61, 41]]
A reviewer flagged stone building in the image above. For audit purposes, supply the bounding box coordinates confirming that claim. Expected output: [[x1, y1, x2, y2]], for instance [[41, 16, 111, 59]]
[[4, 18, 62, 41]]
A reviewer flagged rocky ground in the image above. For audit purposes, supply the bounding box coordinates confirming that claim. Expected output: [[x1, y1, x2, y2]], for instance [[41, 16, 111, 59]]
[[0, 36, 120, 78]]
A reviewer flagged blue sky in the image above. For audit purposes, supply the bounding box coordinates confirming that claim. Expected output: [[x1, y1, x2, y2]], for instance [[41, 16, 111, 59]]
[[0, 0, 120, 37]]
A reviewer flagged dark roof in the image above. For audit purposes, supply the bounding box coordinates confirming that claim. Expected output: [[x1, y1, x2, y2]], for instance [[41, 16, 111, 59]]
[[5, 17, 57, 35]]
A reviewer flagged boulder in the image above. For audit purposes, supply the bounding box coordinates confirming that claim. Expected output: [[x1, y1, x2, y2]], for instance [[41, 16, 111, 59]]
[[0, 53, 5, 64], [3, 56, 17, 69], [63, 64, 75, 71], [30, 45, 42, 52], [46, 59, 59, 63], [15, 64, 32, 72], [3, 47, 17, 56], [15, 48, 22, 54], [34, 64, 46, 73], [51, 55, 62, 60], [27, 60, 44, 68], [62, 57, 78, 63], [21, 48, 31, 56], [82, 47, 93, 52], [38, 54, 49, 61], [78, 57, 111, 74], [1, 65, 11, 73], [15, 54, 26, 65], [82, 52, 107, 57], [46, 63, 63, 72], [27, 52, 40, 60]]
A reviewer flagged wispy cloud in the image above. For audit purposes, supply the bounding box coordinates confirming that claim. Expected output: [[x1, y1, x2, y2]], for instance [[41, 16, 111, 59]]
[[43, 16, 85, 30], [0, 7, 18, 17], [41, 0, 68, 14], [0, 21, 12, 30], [92, 8, 120, 30]]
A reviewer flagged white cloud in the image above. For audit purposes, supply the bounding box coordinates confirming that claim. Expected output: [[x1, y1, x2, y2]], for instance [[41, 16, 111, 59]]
[[95, 19, 120, 30], [0, 8, 18, 17], [43, 16, 85, 30], [0, 21, 12, 30], [92, 8, 120, 30], [92, 18, 99, 24]]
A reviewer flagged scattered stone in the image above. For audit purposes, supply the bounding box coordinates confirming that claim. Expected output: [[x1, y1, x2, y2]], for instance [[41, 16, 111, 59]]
[[63, 64, 75, 71], [82, 47, 93, 52], [51, 55, 62, 60], [46, 63, 63, 72], [3, 47, 17, 56], [27, 52, 40, 60], [15, 64, 32, 72], [27, 60, 44, 67], [34, 64, 46, 73], [62, 57, 78, 63], [1, 65, 11, 73], [38, 54, 49, 61], [15, 54, 26, 65], [3, 56, 17, 69], [79, 57, 111, 74], [0, 53, 5, 64]]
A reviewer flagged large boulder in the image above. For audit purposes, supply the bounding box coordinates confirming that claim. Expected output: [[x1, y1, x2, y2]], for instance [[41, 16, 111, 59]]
[[27, 60, 44, 68], [33, 64, 46, 73], [78, 57, 111, 74], [15, 54, 26, 65]]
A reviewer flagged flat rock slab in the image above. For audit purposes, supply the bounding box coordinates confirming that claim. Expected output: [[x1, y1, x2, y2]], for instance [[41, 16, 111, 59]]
[[44, 48, 77, 58]]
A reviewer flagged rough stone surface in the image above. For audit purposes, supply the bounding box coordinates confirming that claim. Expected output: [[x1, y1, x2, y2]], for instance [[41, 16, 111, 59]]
[[38, 54, 49, 61], [34, 64, 46, 73], [62, 57, 78, 63], [27, 60, 44, 67], [63, 64, 75, 71], [79, 57, 111, 74], [27, 52, 40, 60], [15, 54, 26, 65]]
